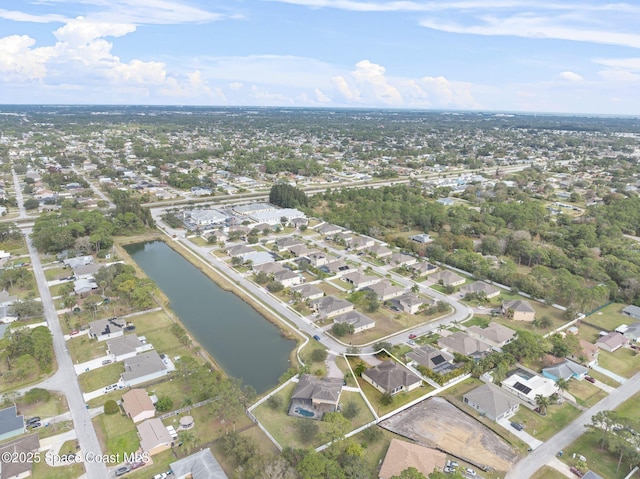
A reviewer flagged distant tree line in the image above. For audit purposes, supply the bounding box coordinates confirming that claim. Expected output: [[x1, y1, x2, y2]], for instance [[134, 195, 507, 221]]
[[269, 184, 308, 209]]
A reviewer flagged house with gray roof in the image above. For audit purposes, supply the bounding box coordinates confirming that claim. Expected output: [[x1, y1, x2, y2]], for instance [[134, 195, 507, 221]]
[[342, 271, 381, 289], [273, 269, 302, 288], [438, 332, 492, 359], [170, 449, 228, 479], [389, 252, 417, 267], [622, 322, 640, 342], [333, 311, 375, 333], [73, 262, 107, 280], [392, 293, 430, 314], [89, 317, 127, 342], [430, 270, 465, 287], [0, 405, 24, 441], [310, 296, 354, 319], [542, 359, 588, 382], [252, 262, 286, 275], [463, 383, 520, 421], [362, 361, 422, 395], [364, 281, 404, 301], [106, 335, 153, 361], [275, 237, 303, 251], [288, 374, 343, 419], [622, 304, 640, 321], [502, 299, 536, 322], [406, 345, 455, 373], [409, 261, 438, 276], [121, 351, 170, 387], [467, 322, 516, 348], [316, 223, 343, 236], [0, 434, 39, 478], [63, 255, 93, 269], [319, 260, 356, 276], [290, 284, 324, 301], [460, 281, 501, 299], [226, 245, 254, 258], [74, 278, 98, 295], [350, 236, 374, 251], [366, 243, 392, 258]]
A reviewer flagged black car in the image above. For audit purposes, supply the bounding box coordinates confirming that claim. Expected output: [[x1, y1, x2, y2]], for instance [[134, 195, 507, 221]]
[[26, 417, 41, 426], [511, 422, 524, 431]]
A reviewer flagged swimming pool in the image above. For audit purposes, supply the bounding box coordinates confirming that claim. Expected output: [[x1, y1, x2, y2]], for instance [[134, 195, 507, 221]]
[[295, 407, 315, 417]]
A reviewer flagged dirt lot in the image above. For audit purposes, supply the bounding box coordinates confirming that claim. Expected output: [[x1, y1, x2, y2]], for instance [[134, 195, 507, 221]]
[[379, 397, 519, 473]]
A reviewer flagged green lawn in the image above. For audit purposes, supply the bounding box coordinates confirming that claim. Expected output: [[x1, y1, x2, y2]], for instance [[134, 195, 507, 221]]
[[77, 363, 124, 392], [463, 316, 491, 328], [598, 348, 640, 378], [584, 369, 619, 388], [568, 379, 608, 408], [66, 336, 107, 363], [563, 432, 631, 479], [44, 267, 69, 281], [614, 391, 640, 419], [356, 374, 434, 417], [586, 303, 633, 331], [529, 466, 561, 479], [510, 403, 581, 441], [299, 341, 329, 376], [31, 459, 85, 479], [15, 392, 67, 419], [94, 413, 140, 458]]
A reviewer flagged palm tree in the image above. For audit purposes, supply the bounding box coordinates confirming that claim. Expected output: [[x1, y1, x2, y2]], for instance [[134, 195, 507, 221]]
[[354, 361, 367, 377], [556, 378, 570, 394], [177, 429, 197, 455], [535, 394, 550, 416]]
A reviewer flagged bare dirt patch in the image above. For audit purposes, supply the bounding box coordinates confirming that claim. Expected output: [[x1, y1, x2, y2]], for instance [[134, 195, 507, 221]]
[[379, 397, 519, 472]]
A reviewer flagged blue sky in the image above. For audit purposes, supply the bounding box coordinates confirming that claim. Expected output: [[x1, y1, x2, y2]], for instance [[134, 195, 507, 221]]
[[0, 0, 639, 114]]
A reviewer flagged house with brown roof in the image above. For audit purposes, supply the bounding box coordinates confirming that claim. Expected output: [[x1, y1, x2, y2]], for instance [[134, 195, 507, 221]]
[[467, 322, 516, 348], [362, 361, 422, 395], [350, 236, 374, 251], [502, 299, 536, 322], [438, 332, 492, 359], [137, 418, 173, 456], [333, 311, 375, 333], [310, 295, 354, 319], [460, 281, 501, 299], [122, 389, 156, 423], [574, 339, 599, 367], [288, 374, 343, 420], [430, 270, 466, 287], [378, 439, 446, 479], [596, 332, 629, 352]]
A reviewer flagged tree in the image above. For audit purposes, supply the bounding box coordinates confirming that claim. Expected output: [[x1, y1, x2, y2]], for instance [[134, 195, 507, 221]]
[[342, 401, 360, 420], [391, 467, 427, 479], [266, 394, 283, 410], [24, 198, 40, 210], [156, 396, 174, 412], [332, 322, 354, 337], [380, 392, 394, 406], [24, 388, 51, 404], [266, 281, 284, 293], [104, 399, 119, 415], [296, 420, 319, 443], [535, 394, 550, 416], [373, 341, 392, 356], [311, 348, 328, 362], [556, 378, 570, 394], [177, 429, 197, 454], [354, 361, 367, 377], [323, 412, 351, 443]]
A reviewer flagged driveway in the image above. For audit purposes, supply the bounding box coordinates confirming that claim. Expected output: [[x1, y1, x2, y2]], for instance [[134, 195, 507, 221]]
[[591, 364, 626, 384], [497, 417, 544, 449]]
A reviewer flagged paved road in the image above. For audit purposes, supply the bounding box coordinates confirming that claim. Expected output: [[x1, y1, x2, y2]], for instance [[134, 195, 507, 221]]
[[11, 168, 28, 219], [73, 167, 115, 209], [506, 372, 640, 479]]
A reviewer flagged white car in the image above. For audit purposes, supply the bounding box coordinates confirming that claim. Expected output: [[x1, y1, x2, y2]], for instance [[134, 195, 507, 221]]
[[465, 468, 476, 477]]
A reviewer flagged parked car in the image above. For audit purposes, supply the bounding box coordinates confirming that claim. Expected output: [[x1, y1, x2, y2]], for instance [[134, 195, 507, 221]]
[[104, 384, 118, 392], [29, 422, 42, 429], [313, 335, 321, 341], [444, 466, 455, 473], [511, 422, 524, 431], [102, 359, 112, 365], [408, 334, 417, 339], [569, 466, 584, 477], [446, 460, 458, 468], [70, 330, 80, 336], [465, 468, 477, 477], [129, 461, 145, 470], [153, 473, 168, 479], [585, 376, 596, 383], [26, 417, 41, 426], [115, 465, 131, 476]]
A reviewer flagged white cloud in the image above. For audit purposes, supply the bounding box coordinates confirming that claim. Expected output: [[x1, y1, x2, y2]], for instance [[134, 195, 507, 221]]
[[53, 18, 136, 45], [331, 75, 361, 102], [229, 82, 243, 90], [559, 71, 583, 82], [598, 69, 640, 82], [314, 88, 331, 103], [594, 57, 640, 71], [0, 35, 48, 80], [0, 9, 69, 23]]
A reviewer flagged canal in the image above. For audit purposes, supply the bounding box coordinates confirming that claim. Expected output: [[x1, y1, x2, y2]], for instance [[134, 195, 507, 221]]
[[124, 241, 295, 393]]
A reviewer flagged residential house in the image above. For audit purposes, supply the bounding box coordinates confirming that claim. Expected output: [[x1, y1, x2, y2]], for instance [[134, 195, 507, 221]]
[[406, 345, 455, 374], [89, 317, 127, 342], [73, 263, 107, 280], [574, 340, 599, 367], [502, 372, 558, 406], [106, 335, 153, 361], [121, 351, 170, 387], [409, 261, 438, 276], [249, 208, 305, 225], [307, 253, 329, 267], [342, 271, 381, 290], [463, 383, 520, 421], [460, 281, 501, 299], [288, 244, 311, 257], [542, 359, 589, 382], [438, 332, 492, 359], [332, 231, 353, 245], [596, 332, 629, 352], [203, 230, 227, 244], [63, 255, 94, 269], [290, 284, 324, 301], [273, 269, 302, 288], [409, 233, 432, 244], [378, 439, 446, 479], [121, 389, 156, 423], [582, 471, 605, 479], [0, 434, 40, 479], [333, 311, 375, 333], [622, 322, 640, 342], [137, 418, 173, 456], [291, 217, 308, 229], [275, 237, 303, 251], [252, 262, 286, 276], [361, 361, 422, 395], [316, 223, 343, 236], [621, 305, 640, 321], [288, 374, 343, 419], [467, 322, 516, 348], [226, 245, 254, 258], [364, 281, 404, 301], [74, 278, 98, 295], [430, 270, 465, 287], [349, 236, 374, 251], [310, 296, 354, 319], [319, 260, 356, 276], [389, 252, 417, 267], [366, 243, 392, 258], [170, 449, 228, 479], [502, 299, 536, 322], [0, 405, 24, 441], [392, 293, 429, 315]]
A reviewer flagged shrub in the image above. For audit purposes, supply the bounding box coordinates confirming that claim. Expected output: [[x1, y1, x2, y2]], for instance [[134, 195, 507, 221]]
[[341, 401, 360, 420], [296, 420, 319, 443], [104, 400, 119, 415], [156, 396, 174, 412], [266, 395, 283, 410], [311, 348, 328, 362], [24, 388, 51, 404]]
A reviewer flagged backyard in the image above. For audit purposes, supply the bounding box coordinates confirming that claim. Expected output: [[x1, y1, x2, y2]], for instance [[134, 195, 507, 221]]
[[94, 412, 140, 458], [597, 348, 640, 378]]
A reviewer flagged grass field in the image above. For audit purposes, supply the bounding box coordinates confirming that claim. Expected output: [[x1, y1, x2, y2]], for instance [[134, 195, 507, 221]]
[[356, 374, 434, 417], [568, 379, 608, 408], [77, 363, 124, 392], [31, 460, 85, 479], [94, 413, 140, 458], [586, 303, 634, 331], [530, 466, 562, 479], [598, 348, 640, 378], [66, 336, 107, 363], [15, 392, 67, 419], [563, 432, 631, 479], [509, 402, 581, 442]]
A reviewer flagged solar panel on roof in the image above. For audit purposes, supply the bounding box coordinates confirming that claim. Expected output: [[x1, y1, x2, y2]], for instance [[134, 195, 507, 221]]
[[432, 355, 446, 366], [513, 382, 532, 395]]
